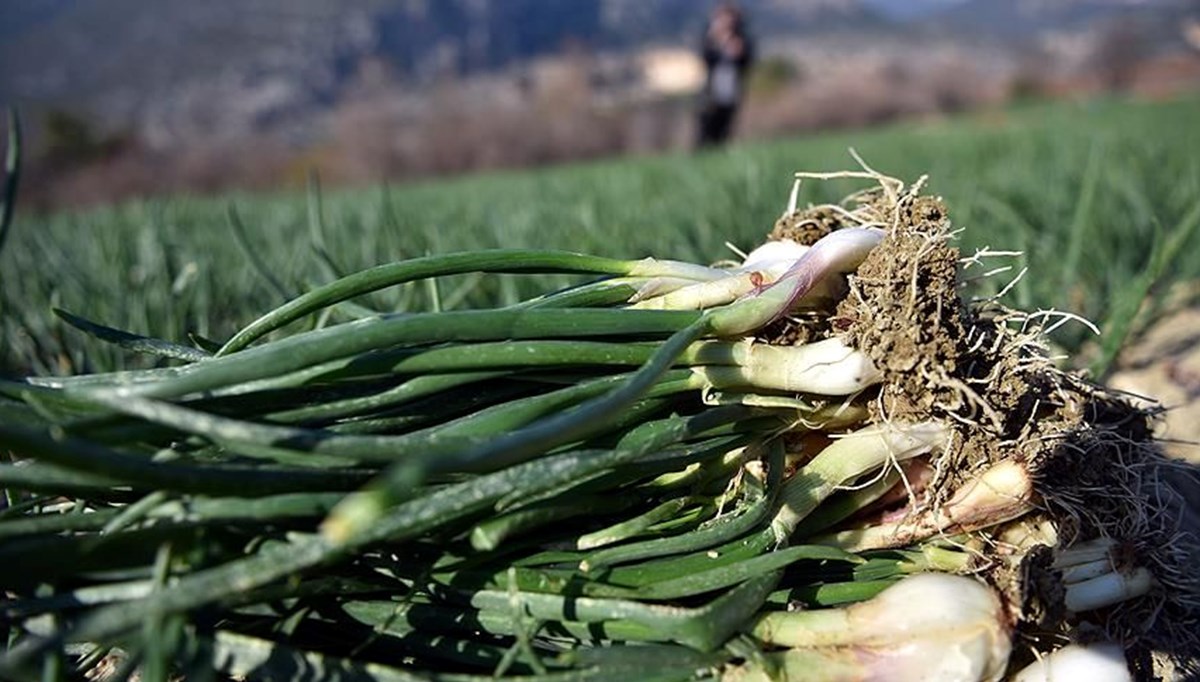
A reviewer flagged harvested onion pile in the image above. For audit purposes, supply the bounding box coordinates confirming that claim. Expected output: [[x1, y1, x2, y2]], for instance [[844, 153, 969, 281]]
[[1, 170, 1196, 681]]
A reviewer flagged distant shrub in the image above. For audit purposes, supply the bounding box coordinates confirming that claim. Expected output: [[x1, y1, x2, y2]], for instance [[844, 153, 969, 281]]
[[749, 56, 802, 96], [41, 109, 130, 166]]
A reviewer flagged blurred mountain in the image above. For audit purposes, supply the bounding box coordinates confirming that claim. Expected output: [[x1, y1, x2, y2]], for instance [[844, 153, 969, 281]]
[[0, 0, 891, 146], [0, 0, 1193, 147], [862, 0, 968, 21], [923, 0, 1196, 40], [0, 0, 873, 107], [0, 1, 392, 121]]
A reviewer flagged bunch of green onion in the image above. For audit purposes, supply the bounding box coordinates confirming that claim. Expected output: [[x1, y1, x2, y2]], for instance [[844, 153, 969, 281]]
[[0, 173, 1191, 681]]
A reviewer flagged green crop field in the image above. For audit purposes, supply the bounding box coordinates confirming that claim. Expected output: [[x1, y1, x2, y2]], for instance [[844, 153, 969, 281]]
[[2, 94, 1198, 377], [2, 93, 1199, 681]]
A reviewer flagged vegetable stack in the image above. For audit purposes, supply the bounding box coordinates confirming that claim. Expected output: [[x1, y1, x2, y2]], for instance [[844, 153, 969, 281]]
[[1, 169, 1195, 681]]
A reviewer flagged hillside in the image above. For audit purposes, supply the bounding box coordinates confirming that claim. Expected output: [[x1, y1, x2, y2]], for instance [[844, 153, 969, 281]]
[[2, 0, 1191, 143], [1, 95, 1197, 377], [0, 1, 875, 120]]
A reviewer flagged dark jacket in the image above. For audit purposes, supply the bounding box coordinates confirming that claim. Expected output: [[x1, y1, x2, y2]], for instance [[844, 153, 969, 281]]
[[700, 28, 754, 106]]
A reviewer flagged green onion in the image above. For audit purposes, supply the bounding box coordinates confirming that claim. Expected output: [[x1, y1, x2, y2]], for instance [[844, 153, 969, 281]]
[[2, 171, 1189, 681], [739, 573, 1011, 682]]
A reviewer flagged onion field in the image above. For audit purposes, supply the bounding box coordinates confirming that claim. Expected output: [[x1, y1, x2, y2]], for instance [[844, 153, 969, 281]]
[[1, 93, 1199, 682], [1, 95, 1198, 377]]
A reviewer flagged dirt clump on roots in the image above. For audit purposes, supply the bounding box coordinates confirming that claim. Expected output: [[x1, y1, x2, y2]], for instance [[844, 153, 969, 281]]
[[833, 194, 964, 422], [770, 205, 843, 246], [796, 169, 1199, 679]]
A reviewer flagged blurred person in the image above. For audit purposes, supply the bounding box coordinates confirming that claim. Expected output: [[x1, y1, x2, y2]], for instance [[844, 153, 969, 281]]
[[697, 2, 754, 148]]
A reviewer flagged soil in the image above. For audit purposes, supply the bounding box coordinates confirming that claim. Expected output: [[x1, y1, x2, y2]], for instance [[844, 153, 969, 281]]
[[769, 206, 839, 245], [1108, 305, 1200, 464], [784, 179, 1198, 677], [768, 190, 886, 246], [828, 192, 1076, 498]]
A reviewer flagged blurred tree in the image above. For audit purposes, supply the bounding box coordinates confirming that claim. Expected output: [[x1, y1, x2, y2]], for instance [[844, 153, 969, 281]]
[[748, 56, 801, 97], [1094, 20, 1147, 92], [41, 109, 129, 166]]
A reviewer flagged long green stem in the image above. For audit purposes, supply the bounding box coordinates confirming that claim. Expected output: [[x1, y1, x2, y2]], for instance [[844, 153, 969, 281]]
[[579, 492, 773, 571], [321, 319, 712, 543], [269, 371, 511, 424], [789, 468, 902, 537], [217, 251, 724, 355], [0, 107, 21, 258], [0, 462, 130, 497], [573, 421, 945, 589], [770, 421, 948, 541], [268, 337, 874, 426], [517, 277, 648, 309], [109, 308, 702, 400], [0, 422, 373, 495], [309, 244, 896, 539], [0, 408, 750, 673], [74, 370, 703, 466]]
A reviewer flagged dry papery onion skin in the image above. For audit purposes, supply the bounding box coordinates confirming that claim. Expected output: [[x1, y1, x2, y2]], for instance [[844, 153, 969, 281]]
[[768, 169, 1200, 680]]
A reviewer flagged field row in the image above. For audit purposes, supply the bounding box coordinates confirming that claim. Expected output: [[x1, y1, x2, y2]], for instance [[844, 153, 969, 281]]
[[1, 95, 1198, 375]]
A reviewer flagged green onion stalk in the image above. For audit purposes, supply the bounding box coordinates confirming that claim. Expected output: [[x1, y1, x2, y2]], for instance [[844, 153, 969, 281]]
[[730, 573, 1012, 682], [1, 172, 1194, 681]]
